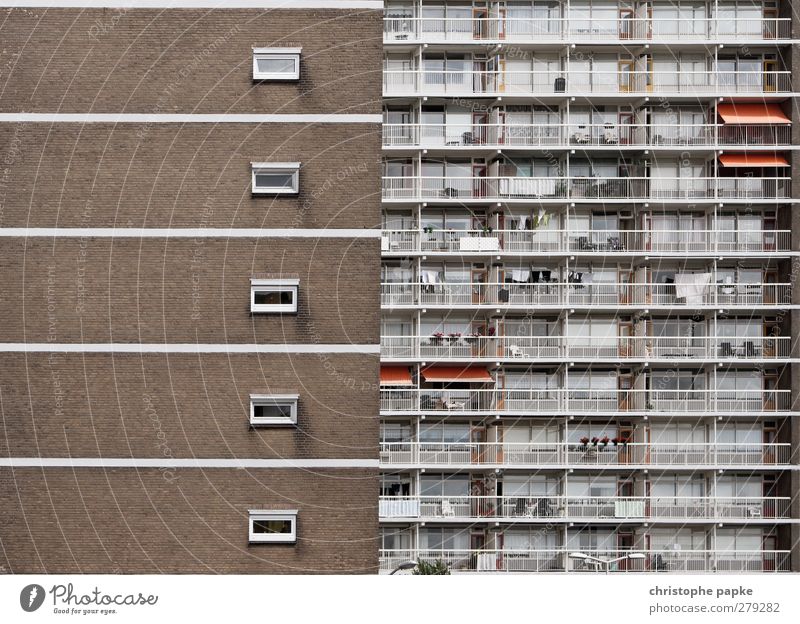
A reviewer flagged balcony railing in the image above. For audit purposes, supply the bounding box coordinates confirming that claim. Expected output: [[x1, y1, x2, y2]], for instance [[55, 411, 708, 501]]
[[383, 123, 792, 148], [382, 177, 791, 201], [379, 442, 793, 467], [383, 70, 792, 96], [384, 17, 792, 43], [380, 388, 792, 413], [382, 229, 792, 254], [380, 282, 793, 308], [380, 335, 792, 361], [379, 549, 791, 573], [379, 495, 791, 520]]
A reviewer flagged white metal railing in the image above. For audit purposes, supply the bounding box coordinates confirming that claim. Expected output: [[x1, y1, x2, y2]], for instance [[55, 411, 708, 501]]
[[380, 335, 791, 360], [380, 282, 793, 308], [382, 123, 792, 148], [378, 495, 791, 520], [381, 177, 791, 201], [379, 442, 792, 467], [384, 17, 792, 43], [381, 229, 792, 254], [379, 388, 792, 413], [379, 549, 791, 573], [383, 70, 792, 95]]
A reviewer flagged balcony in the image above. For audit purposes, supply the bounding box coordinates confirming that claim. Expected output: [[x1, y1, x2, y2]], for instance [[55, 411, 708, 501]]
[[382, 229, 792, 254], [379, 442, 793, 467], [379, 549, 791, 573], [379, 388, 792, 414], [383, 123, 792, 148], [380, 335, 792, 361], [381, 176, 791, 202], [383, 70, 792, 97], [378, 495, 791, 521], [380, 282, 793, 309], [384, 17, 792, 43]]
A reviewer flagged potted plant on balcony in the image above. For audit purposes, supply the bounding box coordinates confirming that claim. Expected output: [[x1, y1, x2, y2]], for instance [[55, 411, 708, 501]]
[[599, 435, 610, 448], [431, 332, 444, 346], [464, 331, 481, 344], [590, 436, 599, 447], [447, 332, 462, 344], [413, 559, 451, 575], [579, 436, 590, 448]]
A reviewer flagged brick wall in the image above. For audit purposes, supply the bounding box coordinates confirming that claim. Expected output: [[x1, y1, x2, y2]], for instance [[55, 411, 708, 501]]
[[0, 8, 382, 114], [0, 237, 380, 343], [0, 123, 381, 229], [0, 468, 379, 574]]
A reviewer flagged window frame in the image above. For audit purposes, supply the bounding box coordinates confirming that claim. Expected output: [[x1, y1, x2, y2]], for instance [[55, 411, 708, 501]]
[[252, 48, 301, 81], [251, 162, 300, 195], [249, 394, 299, 427], [250, 278, 299, 313], [248, 510, 298, 544]]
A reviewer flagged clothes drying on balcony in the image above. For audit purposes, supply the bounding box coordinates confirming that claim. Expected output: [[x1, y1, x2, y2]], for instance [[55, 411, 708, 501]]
[[674, 273, 712, 305], [421, 270, 440, 284], [511, 269, 531, 282]]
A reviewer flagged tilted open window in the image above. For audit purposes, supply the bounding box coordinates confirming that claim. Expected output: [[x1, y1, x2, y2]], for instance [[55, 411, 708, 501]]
[[251, 162, 300, 195], [250, 278, 299, 313], [250, 394, 299, 426], [248, 510, 297, 544], [252, 48, 301, 81]]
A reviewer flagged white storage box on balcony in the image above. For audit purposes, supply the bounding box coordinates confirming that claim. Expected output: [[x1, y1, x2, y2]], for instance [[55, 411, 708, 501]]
[[459, 236, 500, 251], [379, 499, 420, 518], [499, 177, 557, 197], [615, 500, 646, 518]]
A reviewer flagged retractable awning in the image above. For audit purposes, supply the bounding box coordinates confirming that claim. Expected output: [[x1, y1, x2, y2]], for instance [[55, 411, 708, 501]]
[[380, 366, 413, 386], [717, 103, 790, 124], [421, 366, 494, 383], [719, 153, 790, 167]]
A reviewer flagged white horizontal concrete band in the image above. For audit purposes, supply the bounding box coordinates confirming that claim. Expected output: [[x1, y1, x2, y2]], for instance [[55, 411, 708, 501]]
[[0, 113, 381, 123], [0, 458, 379, 469], [0, 343, 380, 353], [0, 1, 383, 8], [0, 228, 381, 238]]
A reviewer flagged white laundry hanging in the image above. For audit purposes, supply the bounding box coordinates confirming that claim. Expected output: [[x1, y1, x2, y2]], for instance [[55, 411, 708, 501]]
[[674, 273, 712, 305]]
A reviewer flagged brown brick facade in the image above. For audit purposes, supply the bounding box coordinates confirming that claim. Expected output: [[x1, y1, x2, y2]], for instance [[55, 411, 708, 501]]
[[0, 6, 381, 574], [0, 123, 380, 229], [0, 8, 382, 115], [0, 353, 378, 459], [0, 468, 379, 574], [0, 237, 379, 344]]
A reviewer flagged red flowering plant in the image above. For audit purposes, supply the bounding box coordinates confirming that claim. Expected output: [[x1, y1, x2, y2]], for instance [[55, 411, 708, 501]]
[[600, 435, 610, 446], [579, 436, 590, 446]]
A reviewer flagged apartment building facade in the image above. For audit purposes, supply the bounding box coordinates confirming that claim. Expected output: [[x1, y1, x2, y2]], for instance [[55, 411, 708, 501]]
[[0, 3, 382, 573], [380, 0, 800, 573]]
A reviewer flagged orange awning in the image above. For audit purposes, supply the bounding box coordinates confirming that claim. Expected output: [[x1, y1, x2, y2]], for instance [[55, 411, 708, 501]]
[[380, 366, 413, 386], [421, 366, 494, 383], [719, 153, 789, 167], [718, 103, 790, 124]]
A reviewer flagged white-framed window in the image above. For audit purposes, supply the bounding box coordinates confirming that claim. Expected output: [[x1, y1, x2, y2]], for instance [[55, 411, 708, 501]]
[[248, 510, 297, 543], [252, 48, 301, 81], [251, 162, 300, 195], [250, 394, 299, 426], [250, 278, 299, 313]]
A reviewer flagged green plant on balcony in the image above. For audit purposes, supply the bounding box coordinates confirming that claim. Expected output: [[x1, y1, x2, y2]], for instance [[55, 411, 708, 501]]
[[413, 559, 451, 575]]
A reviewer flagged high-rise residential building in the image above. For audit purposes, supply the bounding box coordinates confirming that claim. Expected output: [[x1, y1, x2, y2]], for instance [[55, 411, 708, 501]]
[[0, 2, 382, 573], [380, 1, 800, 573]]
